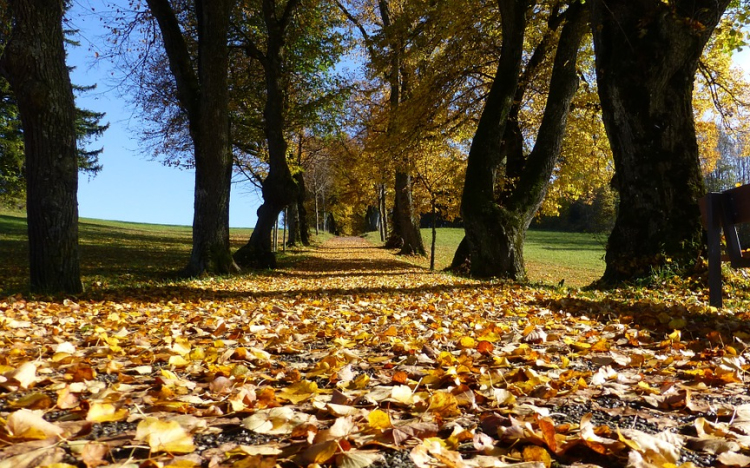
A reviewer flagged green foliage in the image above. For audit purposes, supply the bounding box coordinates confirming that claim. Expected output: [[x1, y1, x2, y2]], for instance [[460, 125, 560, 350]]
[[0, 76, 108, 205], [0, 80, 24, 206]]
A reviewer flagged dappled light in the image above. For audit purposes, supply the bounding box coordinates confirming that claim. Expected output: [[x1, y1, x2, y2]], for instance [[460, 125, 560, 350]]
[[3, 230, 750, 467]]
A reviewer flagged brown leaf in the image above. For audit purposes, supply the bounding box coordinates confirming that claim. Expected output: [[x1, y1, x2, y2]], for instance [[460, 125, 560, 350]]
[[5, 409, 64, 440], [81, 442, 109, 468]]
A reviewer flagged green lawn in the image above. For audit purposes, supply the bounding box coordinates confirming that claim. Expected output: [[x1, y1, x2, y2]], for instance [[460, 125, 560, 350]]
[[365, 227, 606, 287], [0, 211, 255, 295], [1, 209, 603, 293]]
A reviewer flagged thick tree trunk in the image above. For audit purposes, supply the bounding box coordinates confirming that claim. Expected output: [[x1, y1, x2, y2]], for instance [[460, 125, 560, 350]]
[[184, 0, 236, 276], [0, 0, 83, 293], [377, 0, 425, 257], [147, 0, 237, 276], [460, 1, 586, 278], [389, 170, 425, 255], [459, 0, 529, 278], [590, 0, 730, 283], [234, 0, 300, 268]]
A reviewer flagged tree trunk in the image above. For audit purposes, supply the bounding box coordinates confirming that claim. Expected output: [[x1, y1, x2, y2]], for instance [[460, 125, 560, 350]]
[[0, 0, 83, 293], [377, 0, 425, 257], [460, 1, 586, 278], [378, 184, 387, 242], [314, 190, 320, 235], [459, 0, 529, 278], [147, 0, 237, 276], [590, 0, 730, 283], [185, 0, 236, 275], [389, 170, 425, 255], [295, 171, 310, 245], [430, 198, 436, 271], [287, 201, 299, 246], [234, 0, 300, 268]]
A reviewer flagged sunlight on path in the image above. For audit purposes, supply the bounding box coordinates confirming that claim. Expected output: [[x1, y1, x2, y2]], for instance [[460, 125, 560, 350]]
[[274, 236, 479, 295]]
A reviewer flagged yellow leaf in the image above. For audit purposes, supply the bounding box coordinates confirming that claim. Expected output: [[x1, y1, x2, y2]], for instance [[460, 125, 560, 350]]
[[335, 450, 384, 468], [242, 407, 315, 435], [390, 385, 415, 405], [383, 326, 398, 337], [86, 402, 129, 422], [428, 392, 460, 416], [5, 409, 64, 440], [297, 440, 338, 465], [668, 318, 687, 330], [135, 417, 195, 454], [9, 392, 53, 410], [458, 336, 476, 349], [523, 445, 552, 468], [5, 362, 38, 390], [171, 338, 191, 356], [278, 381, 319, 404], [168, 355, 190, 367], [367, 409, 392, 430]]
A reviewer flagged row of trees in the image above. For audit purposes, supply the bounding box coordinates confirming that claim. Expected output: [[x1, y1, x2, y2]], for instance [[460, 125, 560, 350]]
[[1, 0, 749, 292]]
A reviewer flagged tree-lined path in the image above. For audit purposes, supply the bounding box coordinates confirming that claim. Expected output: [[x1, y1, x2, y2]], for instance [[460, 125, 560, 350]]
[[3, 234, 750, 467]]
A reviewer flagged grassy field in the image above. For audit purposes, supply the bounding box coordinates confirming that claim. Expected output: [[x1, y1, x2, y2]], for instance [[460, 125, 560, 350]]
[[2, 209, 602, 293], [364, 227, 606, 287], [0, 210, 260, 295]]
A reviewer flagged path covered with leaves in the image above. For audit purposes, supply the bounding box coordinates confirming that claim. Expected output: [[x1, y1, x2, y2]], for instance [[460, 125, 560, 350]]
[[2, 237, 750, 468]]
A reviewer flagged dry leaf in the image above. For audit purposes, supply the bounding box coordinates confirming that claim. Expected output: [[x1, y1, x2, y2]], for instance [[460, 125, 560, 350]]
[[5, 409, 64, 440], [135, 417, 195, 453]]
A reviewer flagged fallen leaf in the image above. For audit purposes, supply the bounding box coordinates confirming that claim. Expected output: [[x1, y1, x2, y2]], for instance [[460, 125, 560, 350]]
[[5, 409, 64, 440], [134, 417, 195, 454]]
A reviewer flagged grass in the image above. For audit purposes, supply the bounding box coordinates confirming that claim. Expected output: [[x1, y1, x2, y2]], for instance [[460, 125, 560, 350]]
[[2, 209, 601, 293], [364, 227, 606, 287], [1, 211, 262, 295]]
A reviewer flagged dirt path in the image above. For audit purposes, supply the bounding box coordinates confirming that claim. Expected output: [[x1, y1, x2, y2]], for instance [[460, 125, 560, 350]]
[[276, 236, 477, 294]]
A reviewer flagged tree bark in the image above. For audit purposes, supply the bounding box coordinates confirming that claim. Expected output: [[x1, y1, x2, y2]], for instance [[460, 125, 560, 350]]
[[147, 0, 238, 276], [378, 184, 387, 241], [378, 0, 425, 257], [286, 201, 300, 246], [459, 0, 529, 278], [296, 171, 311, 245], [459, 1, 587, 279], [388, 170, 425, 255], [0, 0, 83, 294], [234, 0, 300, 268], [590, 0, 730, 283]]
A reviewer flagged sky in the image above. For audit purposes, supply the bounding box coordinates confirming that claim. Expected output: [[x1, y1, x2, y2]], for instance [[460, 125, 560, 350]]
[[67, 1, 262, 228], [65, 2, 750, 228]]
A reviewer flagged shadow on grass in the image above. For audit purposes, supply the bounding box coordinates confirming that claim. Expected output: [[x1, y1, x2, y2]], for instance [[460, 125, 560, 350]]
[[535, 245, 604, 252], [85, 280, 485, 305]]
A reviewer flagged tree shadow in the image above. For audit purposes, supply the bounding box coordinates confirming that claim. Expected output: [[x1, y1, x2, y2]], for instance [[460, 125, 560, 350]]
[[84, 278, 483, 305]]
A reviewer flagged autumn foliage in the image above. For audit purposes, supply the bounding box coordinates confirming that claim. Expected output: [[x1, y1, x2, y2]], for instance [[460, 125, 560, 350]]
[[2, 236, 750, 467]]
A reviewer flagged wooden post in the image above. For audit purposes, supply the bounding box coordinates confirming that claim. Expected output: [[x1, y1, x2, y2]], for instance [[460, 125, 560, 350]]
[[705, 193, 723, 308]]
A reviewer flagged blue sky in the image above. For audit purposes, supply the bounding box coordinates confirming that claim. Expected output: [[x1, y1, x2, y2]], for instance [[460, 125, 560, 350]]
[[66, 2, 750, 228], [67, 1, 262, 228]]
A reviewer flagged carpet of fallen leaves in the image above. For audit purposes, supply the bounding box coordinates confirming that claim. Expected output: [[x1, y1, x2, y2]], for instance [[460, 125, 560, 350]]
[[3, 237, 750, 468]]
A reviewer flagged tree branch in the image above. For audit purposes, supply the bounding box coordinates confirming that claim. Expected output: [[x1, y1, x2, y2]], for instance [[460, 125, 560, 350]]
[[145, 0, 200, 119]]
